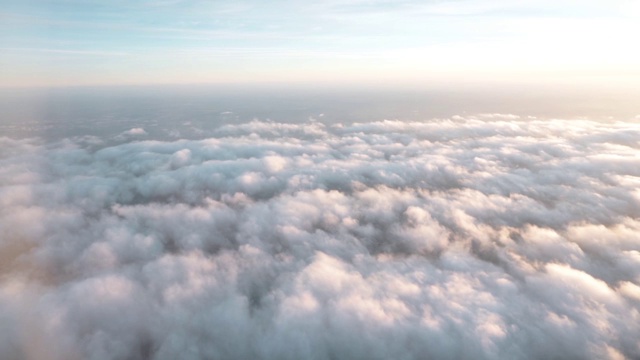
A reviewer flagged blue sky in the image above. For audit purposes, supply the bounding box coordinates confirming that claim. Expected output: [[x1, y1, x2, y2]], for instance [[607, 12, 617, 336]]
[[1, 0, 639, 87]]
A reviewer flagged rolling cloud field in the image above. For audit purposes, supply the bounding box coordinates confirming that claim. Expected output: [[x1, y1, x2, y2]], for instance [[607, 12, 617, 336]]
[[1, 114, 640, 359]]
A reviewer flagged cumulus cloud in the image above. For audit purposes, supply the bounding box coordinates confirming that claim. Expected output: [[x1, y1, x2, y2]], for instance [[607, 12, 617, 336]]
[[115, 128, 148, 141], [1, 115, 639, 359]]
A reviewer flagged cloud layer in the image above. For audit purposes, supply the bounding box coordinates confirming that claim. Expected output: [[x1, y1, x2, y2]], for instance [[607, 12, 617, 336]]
[[1, 115, 639, 359]]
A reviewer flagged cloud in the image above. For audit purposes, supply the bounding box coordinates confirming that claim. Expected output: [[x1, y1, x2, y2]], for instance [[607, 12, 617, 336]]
[[121, 128, 148, 136], [1, 115, 640, 359]]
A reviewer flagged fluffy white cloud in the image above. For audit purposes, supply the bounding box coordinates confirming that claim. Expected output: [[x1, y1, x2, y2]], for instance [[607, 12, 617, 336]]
[[1, 115, 639, 359]]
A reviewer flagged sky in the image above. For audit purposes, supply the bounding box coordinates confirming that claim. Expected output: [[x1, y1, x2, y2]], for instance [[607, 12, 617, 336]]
[[2, 0, 640, 87]]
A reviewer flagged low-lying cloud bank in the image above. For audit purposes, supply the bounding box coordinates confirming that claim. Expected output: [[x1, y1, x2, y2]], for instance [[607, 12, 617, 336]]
[[1, 115, 639, 359]]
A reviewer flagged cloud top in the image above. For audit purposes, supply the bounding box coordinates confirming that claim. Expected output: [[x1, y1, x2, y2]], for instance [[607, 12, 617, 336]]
[[1, 115, 639, 359]]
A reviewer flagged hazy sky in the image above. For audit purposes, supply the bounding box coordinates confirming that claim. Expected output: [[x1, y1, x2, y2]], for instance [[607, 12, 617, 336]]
[[2, 0, 639, 87]]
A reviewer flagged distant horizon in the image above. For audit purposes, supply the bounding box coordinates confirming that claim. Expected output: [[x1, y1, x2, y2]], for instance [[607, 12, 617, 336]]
[[2, 81, 639, 139]]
